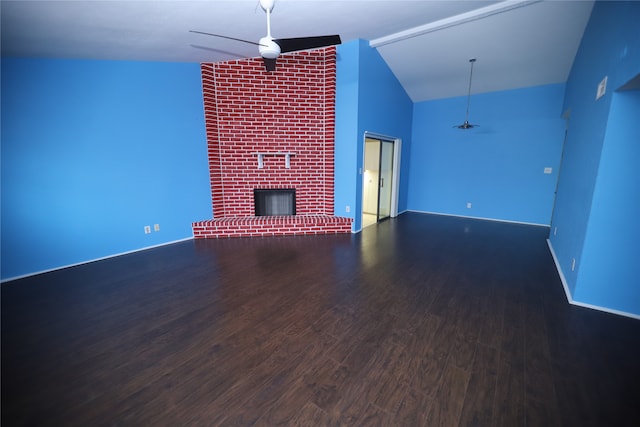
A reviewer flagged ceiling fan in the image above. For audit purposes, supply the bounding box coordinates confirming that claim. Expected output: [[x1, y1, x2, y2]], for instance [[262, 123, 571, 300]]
[[454, 58, 480, 129], [190, 0, 341, 72]]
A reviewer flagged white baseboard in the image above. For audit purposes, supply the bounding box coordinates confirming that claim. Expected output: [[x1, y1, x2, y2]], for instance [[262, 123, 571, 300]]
[[408, 209, 550, 227], [546, 239, 640, 321], [546, 239, 574, 303], [568, 300, 640, 321], [1, 237, 194, 284]]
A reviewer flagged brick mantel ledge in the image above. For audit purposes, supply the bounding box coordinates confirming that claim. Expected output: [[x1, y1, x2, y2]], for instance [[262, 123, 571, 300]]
[[192, 215, 353, 238]]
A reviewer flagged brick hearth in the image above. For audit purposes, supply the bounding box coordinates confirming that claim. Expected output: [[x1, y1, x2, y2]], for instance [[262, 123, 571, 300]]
[[192, 47, 352, 238], [192, 215, 352, 238]]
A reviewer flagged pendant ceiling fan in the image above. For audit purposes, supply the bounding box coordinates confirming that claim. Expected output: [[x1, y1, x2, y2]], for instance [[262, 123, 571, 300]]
[[190, 0, 341, 72], [454, 58, 480, 129]]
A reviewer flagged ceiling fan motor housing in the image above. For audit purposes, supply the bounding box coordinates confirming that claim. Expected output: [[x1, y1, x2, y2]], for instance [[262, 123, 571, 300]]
[[259, 36, 281, 59]]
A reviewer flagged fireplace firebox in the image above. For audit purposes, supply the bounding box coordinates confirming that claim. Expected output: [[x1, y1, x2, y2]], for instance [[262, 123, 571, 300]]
[[254, 189, 296, 216]]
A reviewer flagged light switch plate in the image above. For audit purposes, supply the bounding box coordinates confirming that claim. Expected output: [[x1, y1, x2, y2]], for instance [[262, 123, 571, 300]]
[[596, 76, 607, 100]]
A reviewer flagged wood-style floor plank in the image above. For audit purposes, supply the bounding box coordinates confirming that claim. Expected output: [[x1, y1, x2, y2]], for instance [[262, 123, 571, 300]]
[[457, 343, 499, 426], [3, 212, 640, 426], [425, 360, 471, 426]]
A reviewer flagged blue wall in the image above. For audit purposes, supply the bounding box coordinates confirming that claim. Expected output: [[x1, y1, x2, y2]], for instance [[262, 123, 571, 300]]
[[334, 39, 413, 231], [576, 90, 640, 314], [334, 41, 361, 228], [548, 1, 640, 316], [1, 58, 211, 280], [409, 84, 566, 225]]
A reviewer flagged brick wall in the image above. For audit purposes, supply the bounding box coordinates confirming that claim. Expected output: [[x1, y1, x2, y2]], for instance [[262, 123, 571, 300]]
[[193, 47, 352, 238]]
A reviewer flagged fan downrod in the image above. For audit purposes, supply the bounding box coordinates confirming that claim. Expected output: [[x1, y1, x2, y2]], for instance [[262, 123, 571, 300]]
[[454, 58, 479, 129]]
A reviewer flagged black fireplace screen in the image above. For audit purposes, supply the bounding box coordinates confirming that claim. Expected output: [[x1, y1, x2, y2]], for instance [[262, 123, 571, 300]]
[[254, 189, 296, 216]]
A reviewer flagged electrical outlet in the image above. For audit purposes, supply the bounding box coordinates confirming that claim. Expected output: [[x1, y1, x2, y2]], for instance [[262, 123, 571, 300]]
[[144, 225, 151, 234], [345, 205, 350, 213], [154, 224, 160, 232], [544, 167, 553, 174], [466, 202, 472, 209]]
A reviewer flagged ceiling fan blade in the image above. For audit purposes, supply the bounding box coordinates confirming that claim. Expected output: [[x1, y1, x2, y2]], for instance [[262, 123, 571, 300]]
[[275, 35, 341, 53], [189, 30, 264, 46], [262, 57, 277, 72]]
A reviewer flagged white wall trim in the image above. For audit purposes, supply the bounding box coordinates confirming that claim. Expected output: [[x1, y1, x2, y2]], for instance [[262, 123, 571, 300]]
[[391, 138, 401, 218], [547, 239, 640, 321], [362, 132, 402, 222], [407, 209, 550, 227], [369, 0, 541, 48], [1, 237, 194, 284], [546, 238, 573, 303], [568, 300, 640, 321]]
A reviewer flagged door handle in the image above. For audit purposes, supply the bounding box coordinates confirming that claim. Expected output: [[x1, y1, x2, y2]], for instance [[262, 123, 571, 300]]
[[380, 177, 384, 188]]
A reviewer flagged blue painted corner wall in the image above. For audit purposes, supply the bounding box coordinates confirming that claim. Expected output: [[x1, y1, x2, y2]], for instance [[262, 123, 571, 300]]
[[335, 39, 413, 232], [576, 90, 640, 315], [549, 1, 640, 316], [334, 40, 361, 229], [409, 83, 566, 225], [1, 58, 212, 280]]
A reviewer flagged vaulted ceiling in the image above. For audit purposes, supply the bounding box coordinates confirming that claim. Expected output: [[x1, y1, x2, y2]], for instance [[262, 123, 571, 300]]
[[1, 0, 594, 102]]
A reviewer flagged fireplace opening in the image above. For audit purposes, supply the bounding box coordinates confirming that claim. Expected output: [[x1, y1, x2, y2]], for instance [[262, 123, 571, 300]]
[[254, 189, 296, 216]]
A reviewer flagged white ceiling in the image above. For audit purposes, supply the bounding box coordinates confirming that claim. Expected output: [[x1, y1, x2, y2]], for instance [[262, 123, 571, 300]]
[[1, 0, 594, 102]]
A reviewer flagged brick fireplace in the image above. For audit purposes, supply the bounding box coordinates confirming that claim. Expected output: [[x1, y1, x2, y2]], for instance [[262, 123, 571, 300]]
[[192, 47, 352, 238]]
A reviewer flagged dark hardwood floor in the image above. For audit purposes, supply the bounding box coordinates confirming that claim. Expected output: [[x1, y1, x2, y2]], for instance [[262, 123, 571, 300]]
[[2, 212, 639, 426]]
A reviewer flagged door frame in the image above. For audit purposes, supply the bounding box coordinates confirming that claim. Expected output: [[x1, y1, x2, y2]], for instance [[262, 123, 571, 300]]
[[362, 132, 401, 224]]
